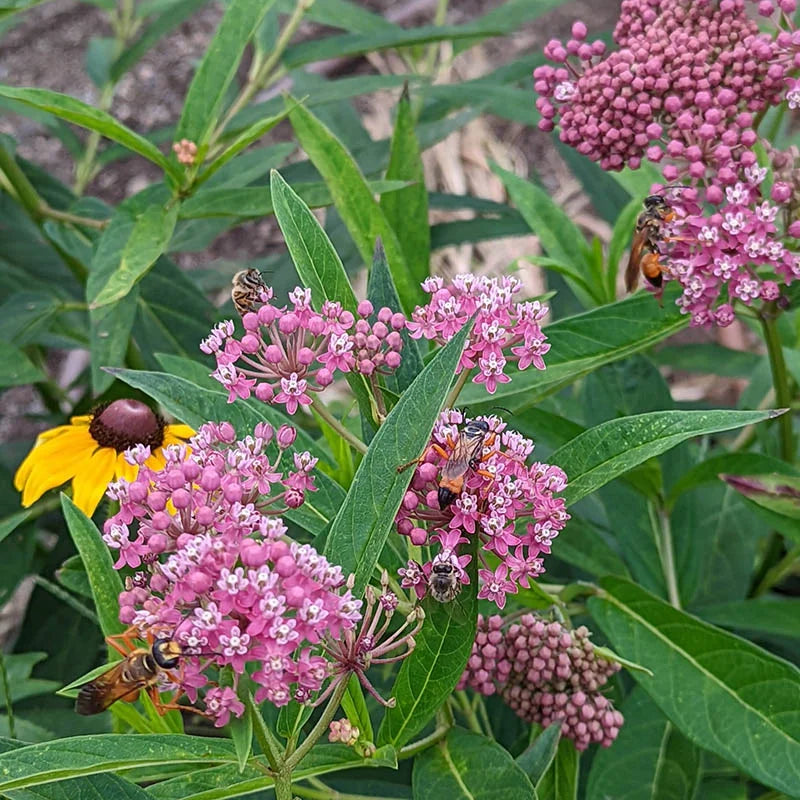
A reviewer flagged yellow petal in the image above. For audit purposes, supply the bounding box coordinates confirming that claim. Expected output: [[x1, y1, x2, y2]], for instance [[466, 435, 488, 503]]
[[115, 453, 139, 484], [15, 428, 96, 503], [145, 450, 167, 472], [35, 424, 82, 443], [165, 424, 194, 441], [69, 415, 93, 427], [71, 447, 117, 516]]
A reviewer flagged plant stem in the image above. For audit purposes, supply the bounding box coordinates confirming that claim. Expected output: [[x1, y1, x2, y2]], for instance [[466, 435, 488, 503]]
[[398, 724, 451, 759], [0, 651, 15, 739], [445, 368, 472, 409], [210, 0, 315, 147], [42, 206, 108, 230], [0, 142, 43, 220], [293, 780, 388, 800], [651, 500, 681, 609], [311, 399, 368, 455], [753, 544, 800, 596], [74, 84, 115, 195], [760, 309, 795, 462], [284, 679, 348, 770], [454, 690, 484, 734]]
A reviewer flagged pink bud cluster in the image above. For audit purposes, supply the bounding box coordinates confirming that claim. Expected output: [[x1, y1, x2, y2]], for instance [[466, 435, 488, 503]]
[[458, 614, 623, 750], [396, 410, 569, 609], [535, 1, 800, 176], [202, 287, 405, 414], [662, 173, 800, 325], [534, 0, 800, 325], [103, 421, 363, 724], [407, 275, 550, 394], [329, 718, 360, 746]]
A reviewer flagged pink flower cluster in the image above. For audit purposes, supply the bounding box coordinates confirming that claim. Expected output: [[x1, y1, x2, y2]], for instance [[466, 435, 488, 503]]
[[103, 420, 363, 724], [407, 275, 550, 394], [535, 1, 800, 175], [396, 410, 569, 609], [202, 287, 405, 414], [664, 173, 800, 325], [534, 0, 800, 325], [458, 614, 624, 750]]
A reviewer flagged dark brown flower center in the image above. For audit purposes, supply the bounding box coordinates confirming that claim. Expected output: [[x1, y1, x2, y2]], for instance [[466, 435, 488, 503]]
[[88, 399, 165, 453]]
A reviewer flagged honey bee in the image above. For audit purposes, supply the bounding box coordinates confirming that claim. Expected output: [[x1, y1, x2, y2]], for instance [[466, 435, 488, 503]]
[[624, 194, 676, 293], [75, 628, 191, 716], [429, 560, 462, 603], [231, 269, 268, 316]]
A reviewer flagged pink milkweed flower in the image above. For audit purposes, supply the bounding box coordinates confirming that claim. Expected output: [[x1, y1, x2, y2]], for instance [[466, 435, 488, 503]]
[[205, 285, 404, 415], [395, 409, 569, 609], [407, 275, 549, 393]]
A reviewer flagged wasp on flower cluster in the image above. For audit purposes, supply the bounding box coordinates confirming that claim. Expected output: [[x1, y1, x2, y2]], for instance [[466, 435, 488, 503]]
[[398, 417, 496, 510], [231, 269, 269, 316], [625, 193, 677, 293], [75, 627, 200, 717]]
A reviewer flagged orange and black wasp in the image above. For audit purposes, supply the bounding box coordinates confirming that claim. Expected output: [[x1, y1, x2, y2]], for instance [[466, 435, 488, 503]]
[[75, 627, 203, 717], [625, 193, 677, 293], [398, 415, 509, 510]]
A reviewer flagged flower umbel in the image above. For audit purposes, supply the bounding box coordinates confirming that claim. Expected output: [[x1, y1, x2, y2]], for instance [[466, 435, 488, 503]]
[[103, 419, 360, 724], [396, 410, 569, 608], [315, 573, 424, 709], [459, 614, 624, 750], [14, 399, 193, 516], [407, 275, 550, 393], [203, 287, 405, 414]]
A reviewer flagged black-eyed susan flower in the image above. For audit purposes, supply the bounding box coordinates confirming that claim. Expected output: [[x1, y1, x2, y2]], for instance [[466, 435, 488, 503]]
[[14, 399, 193, 516]]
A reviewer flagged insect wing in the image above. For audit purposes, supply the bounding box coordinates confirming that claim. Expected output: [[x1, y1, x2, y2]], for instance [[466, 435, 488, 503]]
[[441, 433, 472, 481], [625, 228, 647, 293], [75, 659, 148, 715]]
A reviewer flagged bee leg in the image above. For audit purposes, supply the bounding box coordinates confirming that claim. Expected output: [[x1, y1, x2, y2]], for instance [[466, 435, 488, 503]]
[[106, 626, 140, 657], [397, 444, 449, 473]]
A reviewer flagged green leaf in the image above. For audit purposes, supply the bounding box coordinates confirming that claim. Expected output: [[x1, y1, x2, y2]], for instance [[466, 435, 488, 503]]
[[722, 472, 800, 521], [60, 494, 124, 638], [551, 409, 782, 507], [696, 596, 800, 640], [228, 706, 252, 773], [536, 738, 578, 800], [108, 367, 345, 536], [0, 342, 45, 387], [0, 510, 33, 545], [378, 538, 478, 748], [341, 673, 373, 743], [459, 292, 688, 412], [412, 727, 536, 800], [586, 687, 702, 800], [0, 735, 237, 792], [366, 239, 425, 394], [287, 98, 421, 312], [323, 319, 472, 592], [553, 515, 629, 578], [666, 452, 799, 507], [270, 169, 358, 313], [147, 744, 397, 800], [175, 0, 277, 147], [380, 85, 429, 286], [110, 0, 209, 81], [178, 179, 408, 219], [89, 204, 178, 308], [516, 725, 561, 786], [0, 86, 181, 180], [195, 107, 292, 189], [492, 163, 598, 306], [588, 576, 800, 796], [90, 288, 139, 394]]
